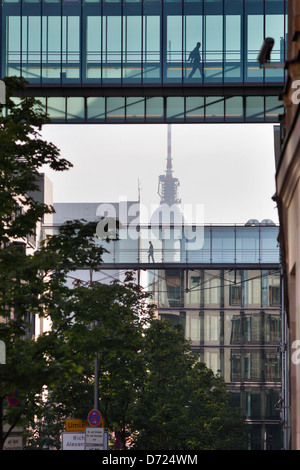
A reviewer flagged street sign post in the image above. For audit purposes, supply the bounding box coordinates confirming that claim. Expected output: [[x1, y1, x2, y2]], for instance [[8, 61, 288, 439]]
[[3, 436, 22, 450], [7, 391, 19, 407], [85, 427, 105, 450], [87, 409, 102, 427], [62, 432, 85, 450], [65, 419, 87, 433], [0, 340, 5, 364]]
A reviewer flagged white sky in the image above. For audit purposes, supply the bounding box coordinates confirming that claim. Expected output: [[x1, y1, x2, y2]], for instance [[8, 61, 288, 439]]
[[41, 123, 279, 225]]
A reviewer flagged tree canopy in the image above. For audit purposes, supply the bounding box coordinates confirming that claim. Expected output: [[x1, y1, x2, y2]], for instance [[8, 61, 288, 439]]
[[0, 77, 247, 451], [130, 319, 248, 450]]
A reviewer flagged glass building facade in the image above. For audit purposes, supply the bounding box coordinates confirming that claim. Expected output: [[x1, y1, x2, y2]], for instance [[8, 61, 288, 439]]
[[99, 223, 280, 266], [151, 267, 282, 449], [1, 0, 287, 122], [97, 223, 282, 448], [50, 203, 283, 449], [131, 224, 282, 450]]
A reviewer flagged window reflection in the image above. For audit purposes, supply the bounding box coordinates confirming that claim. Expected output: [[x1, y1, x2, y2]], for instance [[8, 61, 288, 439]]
[[153, 264, 281, 446], [1, 0, 287, 87]]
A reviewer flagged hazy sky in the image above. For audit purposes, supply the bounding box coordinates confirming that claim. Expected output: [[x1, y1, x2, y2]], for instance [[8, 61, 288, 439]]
[[41, 123, 279, 225]]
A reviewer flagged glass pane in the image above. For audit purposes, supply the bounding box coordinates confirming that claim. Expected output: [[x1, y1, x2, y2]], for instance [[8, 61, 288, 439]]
[[126, 97, 145, 121], [106, 97, 125, 122], [236, 226, 260, 263], [185, 96, 204, 122], [185, 271, 202, 308], [87, 97, 105, 121], [143, 15, 161, 82], [67, 97, 85, 122], [103, 15, 122, 81], [42, 14, 61, 82], [211, 226, 235, 263], [265, 13, 285, 82], [265, 95, 284, 122], [203, 271, 221, 307], [62, 14, 80, 82], [86, 16, 102, 81], [205, 15, 223, 83], [22, 15, 41, 82], [123, 15, 142, 83], [185, 311, 201, 346], [265, 14, 284, 64], [166, 15, 183, 82], [204, 311, 220, 344], [224, 15, 241, 82], [260, 226, 279, 263], [246, 96, 264, 122], [47, 97, 66, 121], [225, 96, 243, 122], [247, 14, 263, 82], [243, 271, 261, 308], [166, 97, 184, 122], [186, 226, 210, 263], [145, 97, 164, 122], [5, 15, 21, 77], [184, 15, 203, 83], [205, 97, 224, 122]]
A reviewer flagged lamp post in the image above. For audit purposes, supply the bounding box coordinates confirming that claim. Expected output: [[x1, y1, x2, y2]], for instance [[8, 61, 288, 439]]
[[90, 269, 99, 411]]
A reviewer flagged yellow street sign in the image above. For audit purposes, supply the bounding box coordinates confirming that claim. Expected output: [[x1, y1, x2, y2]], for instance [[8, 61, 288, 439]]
[[65, 419, 88, 433]]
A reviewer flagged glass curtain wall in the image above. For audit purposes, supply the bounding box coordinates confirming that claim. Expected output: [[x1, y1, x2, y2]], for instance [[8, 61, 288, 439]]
[[1, 0, 287, 86], [152, 268, 282, 449]]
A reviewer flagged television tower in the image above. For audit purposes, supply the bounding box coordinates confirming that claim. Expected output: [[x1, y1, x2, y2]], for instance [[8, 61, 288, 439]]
[[157, 125, 181, 206]]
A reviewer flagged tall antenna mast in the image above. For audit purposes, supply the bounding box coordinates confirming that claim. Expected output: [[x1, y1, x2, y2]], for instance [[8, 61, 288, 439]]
[[138, 178, 141, 203], [158, 125, 181, 206], [166, 124, 173, 178]]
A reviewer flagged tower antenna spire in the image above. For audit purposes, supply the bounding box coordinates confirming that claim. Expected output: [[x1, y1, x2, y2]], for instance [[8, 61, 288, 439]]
[[166, 124, 173, 178], [157, 125, 181, 206]]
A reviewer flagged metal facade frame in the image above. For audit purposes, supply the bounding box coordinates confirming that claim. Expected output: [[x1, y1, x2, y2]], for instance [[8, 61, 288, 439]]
[[0, 0, 287, 123]]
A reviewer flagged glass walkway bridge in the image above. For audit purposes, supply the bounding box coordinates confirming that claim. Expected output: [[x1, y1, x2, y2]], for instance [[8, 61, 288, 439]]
[[1, 0, 287, 123], [47, 222, 280, 270]]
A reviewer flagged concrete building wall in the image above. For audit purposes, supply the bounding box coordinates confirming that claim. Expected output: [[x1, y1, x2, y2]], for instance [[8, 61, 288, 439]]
[[276, 0, 300, 450]]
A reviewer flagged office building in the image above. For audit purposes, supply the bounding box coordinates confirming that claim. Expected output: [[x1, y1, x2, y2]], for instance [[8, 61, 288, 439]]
[[145, 127, 284, 450], [1, 173, 54, 338], [89, 126, 283, 450]]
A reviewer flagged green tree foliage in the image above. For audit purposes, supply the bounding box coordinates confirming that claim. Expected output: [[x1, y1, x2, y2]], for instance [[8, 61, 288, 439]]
[[0, 77, 74, 449], [0, 77, 247, 451], [130, 319, 248, 450], [0, 78, 117, 449], [0, 77, 151, 450], [26, 272, 150, 450]]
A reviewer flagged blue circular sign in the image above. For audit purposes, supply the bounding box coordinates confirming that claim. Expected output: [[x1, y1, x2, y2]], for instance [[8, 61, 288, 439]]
[[87, 409, 102, 427]]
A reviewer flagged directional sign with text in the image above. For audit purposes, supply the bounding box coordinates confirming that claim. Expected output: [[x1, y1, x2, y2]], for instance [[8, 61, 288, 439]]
[[65, 419, 87, 433], [85, 427, 105, 450], [87, 409, 102, 427], [62, 432, 85, 450]]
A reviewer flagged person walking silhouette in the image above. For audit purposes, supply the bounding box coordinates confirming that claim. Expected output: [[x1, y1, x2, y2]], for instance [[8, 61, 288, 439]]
[[188, 42, 202, 78], [148, 241, 154, 263]]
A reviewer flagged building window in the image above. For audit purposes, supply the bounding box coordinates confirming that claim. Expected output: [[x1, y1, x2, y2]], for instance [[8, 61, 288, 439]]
[[269, 285, 280, 307], [265, 353, 280, 381], [231, 353, 241, 382], [230, 285, 241, 306], [265, 315, 280, 343], [231, 315, 242, 344]]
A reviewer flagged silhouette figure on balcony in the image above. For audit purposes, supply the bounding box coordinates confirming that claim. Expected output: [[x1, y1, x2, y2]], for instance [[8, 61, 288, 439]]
[[148, 241, 154, 263], [188, 42, 202, 79]]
